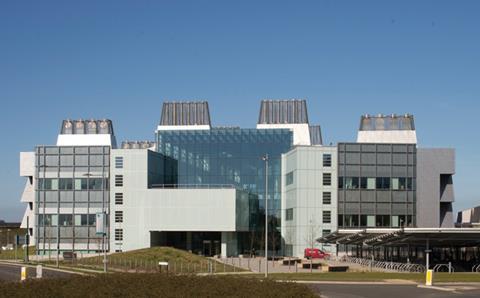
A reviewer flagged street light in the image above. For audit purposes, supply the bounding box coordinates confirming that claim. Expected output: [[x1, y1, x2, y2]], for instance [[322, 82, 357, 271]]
[[262, 154, 269, 278]]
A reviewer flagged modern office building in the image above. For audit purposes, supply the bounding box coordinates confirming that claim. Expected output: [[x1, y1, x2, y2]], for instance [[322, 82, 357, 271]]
[[18, 100, 456, 258]]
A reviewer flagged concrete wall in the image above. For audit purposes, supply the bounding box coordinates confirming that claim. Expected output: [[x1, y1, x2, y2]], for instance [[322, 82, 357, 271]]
[[417, 148, 455, 228], [110, 149, 238, 252], [281, 146, 337, 258]]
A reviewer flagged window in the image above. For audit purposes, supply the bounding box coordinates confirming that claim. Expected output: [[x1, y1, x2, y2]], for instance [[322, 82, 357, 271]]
[[344, 214, 359, 227], [407, 178, 413, 190], [115, 229, 123, 241], [323, 154, 332, 167], [89, 178, 104, 190], [286, 171, 294, 186], [360, 178, 376, 190], [360, 215, 376, 227], [322, 192, 331, 205], [376, 215, 391, 227], [376, 177, 390, 190], [323, 173, 332, 186], [38, 214, 57, 226], [115, 156, 124, 169], [322, 229, 331, 236], [58, 214, 73, 226], [115, 175, 123, 187], [88, 214, 96, 226], [323, 211, 331, 223], [115, 193, 123, 205], [345, 177, 359, 189], [115, 211, 123, 223], [74, 178, 88, 190], [286, 208, 293, 221], [338, 177, 344, 189], [392, 178, 407, 190], [40, 178, 58, 190], [59, 178, 73, 190]]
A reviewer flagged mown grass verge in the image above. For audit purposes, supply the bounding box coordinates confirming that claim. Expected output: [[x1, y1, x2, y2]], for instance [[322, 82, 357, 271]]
[[42, 247, 244, 273], [242, 272, 480, 283], [0, 273, 315, 298]]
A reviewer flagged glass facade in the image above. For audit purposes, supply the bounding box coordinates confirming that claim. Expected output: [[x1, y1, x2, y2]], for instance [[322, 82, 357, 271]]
[[156, 128, 293, 219], [337, 143, 416, 228], [35, 145, 110, 254]]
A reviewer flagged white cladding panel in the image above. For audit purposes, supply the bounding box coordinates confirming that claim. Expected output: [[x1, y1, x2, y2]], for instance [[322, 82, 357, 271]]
[[56, 134, 116, 147], [20, 152, 35, 177], [110, 149, 237, 252], [357, 131, 417, 144]]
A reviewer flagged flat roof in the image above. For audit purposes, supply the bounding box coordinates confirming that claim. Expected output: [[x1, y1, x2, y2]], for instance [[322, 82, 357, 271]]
[[317, 228, 480, 247]]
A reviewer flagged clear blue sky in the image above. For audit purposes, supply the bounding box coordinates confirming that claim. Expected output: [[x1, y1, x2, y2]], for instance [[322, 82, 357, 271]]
[[1, 1, 479, 221]]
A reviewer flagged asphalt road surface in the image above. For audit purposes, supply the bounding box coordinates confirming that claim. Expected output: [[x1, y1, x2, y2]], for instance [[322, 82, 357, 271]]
[[0, 263, 74, 282], [309, 284, 480, 298]]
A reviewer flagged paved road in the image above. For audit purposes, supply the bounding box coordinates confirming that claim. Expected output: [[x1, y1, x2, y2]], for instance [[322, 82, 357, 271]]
[[308, 284, 480, 298], [0, 263, 74, 282]]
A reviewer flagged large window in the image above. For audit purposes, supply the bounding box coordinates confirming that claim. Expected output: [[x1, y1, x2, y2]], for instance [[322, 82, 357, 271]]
[[89, 178, 104, 190], [74, 178, 88, 190], [376, 177, 391, 190], [323, 173, 332, 186], [344, 214, 359, 227], [360, 215, 376, 227], [59, 178, 73, 190], [322, 192, 331, 205], [285, 208, 293, 221], [345, 177, 359, 189], [286, 172, 294, 186], [392, 178, 407, 190], [376, 215, 391, 227], [360, 177, 376, 190], [323, 210, 331, 223], [58, 214, 73, 226], [323, 154, 332, 167]]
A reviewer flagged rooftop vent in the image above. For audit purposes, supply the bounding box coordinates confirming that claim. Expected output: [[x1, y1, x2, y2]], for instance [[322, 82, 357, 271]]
[[258, 99, 309, 124], [160, 101, 211, 126], [61, 119, 114, 135], [359, 114, 415, 131]]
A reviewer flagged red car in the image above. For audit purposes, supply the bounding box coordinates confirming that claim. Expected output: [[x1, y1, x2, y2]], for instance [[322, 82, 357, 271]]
[[304, 248, 330, 259]]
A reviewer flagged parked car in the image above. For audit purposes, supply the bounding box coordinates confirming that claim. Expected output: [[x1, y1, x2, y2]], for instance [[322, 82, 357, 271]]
[[304, 248, 330, 259]]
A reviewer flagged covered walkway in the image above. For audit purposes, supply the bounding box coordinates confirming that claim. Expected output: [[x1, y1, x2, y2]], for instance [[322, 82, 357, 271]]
[[318, 228, 480, 272]]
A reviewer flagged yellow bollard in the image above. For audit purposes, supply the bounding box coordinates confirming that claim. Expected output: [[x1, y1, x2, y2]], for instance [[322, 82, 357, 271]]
[[425, 269, 434, 286], [21, 266, 27, 281]]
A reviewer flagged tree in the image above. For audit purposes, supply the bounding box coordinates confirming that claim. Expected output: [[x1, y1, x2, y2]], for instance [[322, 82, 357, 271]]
[[304, 218, 321, 273]]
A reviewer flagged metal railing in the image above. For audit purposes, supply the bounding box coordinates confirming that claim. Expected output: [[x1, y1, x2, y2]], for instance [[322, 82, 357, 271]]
[[340, 256, 425, 273], [150, 184, 235, 189], [472, 264, 480, 272], [433, 263, 454, 273]]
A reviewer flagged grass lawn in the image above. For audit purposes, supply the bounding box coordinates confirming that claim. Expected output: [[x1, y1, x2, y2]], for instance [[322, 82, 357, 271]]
[[0, 246, 34, 260], [46, 247, 244, 273], [0, 273, 315, 297], [242, 272, 480, 283]]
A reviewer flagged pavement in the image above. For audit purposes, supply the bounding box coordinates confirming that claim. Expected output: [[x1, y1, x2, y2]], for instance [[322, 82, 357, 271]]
[[308, 283, 480, 298], [0, 262, 77, 282]]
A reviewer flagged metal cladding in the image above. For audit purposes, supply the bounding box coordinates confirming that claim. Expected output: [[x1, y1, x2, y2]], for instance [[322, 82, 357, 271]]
[[121, 141, 155, 149], [160, 101, 211, 126], [60, 119, 114, 135], [309, 125, 323, 145], [359, 114, 415, 131], [258, 99, 309, 124]]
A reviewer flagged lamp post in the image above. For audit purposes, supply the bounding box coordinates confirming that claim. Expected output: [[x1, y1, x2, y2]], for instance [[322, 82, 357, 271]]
[[262, 154, 269, 278]]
